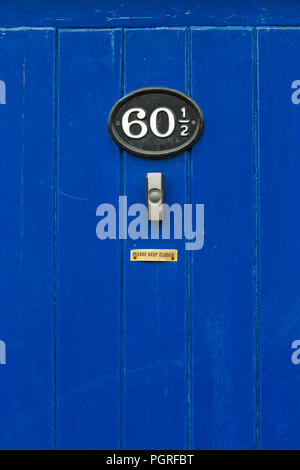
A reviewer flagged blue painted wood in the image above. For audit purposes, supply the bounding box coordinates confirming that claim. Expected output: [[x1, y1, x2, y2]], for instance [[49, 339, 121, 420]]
[[57, 29, 122, 450], [123, 28, 188, 449], [190, 28, 255, 449], [0, 6, 300, 451], [258, 28, 300, 450], [1, 1, 300, 27], [0, 28, 55, 449]]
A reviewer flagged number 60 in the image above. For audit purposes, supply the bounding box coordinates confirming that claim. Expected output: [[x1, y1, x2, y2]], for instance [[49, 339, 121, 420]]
[[122, 107, 175, 139]]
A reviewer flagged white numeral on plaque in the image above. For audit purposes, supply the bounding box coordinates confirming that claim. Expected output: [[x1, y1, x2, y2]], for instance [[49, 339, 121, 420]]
[[180, 125, 189, 136], [150, 107, 175, 138], [121, 105, 192, 139], [122, 108, 148, 139]]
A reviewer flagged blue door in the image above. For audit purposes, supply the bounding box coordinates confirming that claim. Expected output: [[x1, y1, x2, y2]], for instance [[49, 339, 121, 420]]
[[0, 2, 300, 451]]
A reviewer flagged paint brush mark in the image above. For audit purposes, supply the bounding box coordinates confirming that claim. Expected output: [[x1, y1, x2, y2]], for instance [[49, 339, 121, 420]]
[[19, 55, 26, 322], [59, 190, 92, 201], [111, 30, 115, 68]]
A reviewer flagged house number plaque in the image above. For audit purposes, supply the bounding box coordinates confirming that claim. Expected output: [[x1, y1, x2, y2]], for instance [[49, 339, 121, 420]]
[[108, 87, 204, 159]]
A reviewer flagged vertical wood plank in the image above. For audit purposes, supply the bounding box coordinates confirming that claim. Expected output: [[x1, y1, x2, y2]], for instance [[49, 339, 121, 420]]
[[0, 29, 55, 449], [258, 28, 300, 450], [57, 29, 122, 449], [123, 28, 188, 449], [190, 27, 255, 449]]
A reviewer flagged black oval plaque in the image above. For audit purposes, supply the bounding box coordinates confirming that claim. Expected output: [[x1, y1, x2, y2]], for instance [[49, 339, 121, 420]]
[[108, 87, 204, 159]]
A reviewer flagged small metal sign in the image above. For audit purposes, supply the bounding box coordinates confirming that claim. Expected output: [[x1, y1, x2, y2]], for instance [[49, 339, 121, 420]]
[[108, 87, 204, 159], [130, 249, 178, 262]]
